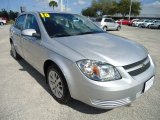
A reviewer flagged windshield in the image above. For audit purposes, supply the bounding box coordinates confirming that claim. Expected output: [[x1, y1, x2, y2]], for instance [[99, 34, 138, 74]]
[[39, 13, 104, 38]]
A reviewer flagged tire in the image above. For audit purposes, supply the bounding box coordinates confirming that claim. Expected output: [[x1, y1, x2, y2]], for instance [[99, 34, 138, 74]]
[[138, 24, 141, 28], [0, 22, 4, 25], [117, 26, 121, 31], [158, 26, 160, 29], [11, 43, 21, 60], [103, 26, 108, 31], [47, 64, 71, 104]]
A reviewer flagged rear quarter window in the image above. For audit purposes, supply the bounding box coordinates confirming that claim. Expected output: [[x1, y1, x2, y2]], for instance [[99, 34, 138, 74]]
[[15, 15, 26, 30]]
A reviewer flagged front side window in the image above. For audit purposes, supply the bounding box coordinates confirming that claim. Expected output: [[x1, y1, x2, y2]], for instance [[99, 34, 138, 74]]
[[25, 14, 40, 34], [39, 13, 103, 38], [15, 15, 26, 30]]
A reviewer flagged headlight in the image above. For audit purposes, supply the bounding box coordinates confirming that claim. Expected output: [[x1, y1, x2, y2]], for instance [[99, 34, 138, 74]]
[[76, 60, 121, 81]]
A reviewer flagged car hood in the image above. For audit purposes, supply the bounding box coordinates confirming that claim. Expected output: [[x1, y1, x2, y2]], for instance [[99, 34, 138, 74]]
[[54, 33, 148, 66]]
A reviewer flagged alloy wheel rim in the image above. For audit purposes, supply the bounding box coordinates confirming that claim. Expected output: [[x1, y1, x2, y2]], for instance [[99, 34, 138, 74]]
[[48, 70, 63, 98]]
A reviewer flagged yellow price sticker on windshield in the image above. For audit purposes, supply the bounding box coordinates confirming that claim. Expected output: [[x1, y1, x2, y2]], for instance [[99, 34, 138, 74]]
[[44, 13, 50, 17], [40, 13, 50, 18]]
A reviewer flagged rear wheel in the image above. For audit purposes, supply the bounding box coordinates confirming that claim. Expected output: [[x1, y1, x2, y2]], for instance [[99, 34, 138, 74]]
[[117, 26, 121, 31], [11, 43, 21, 60], [103, 26, 108, 31], [47, 65, 71, 104], [138, 24, 142, 28], [158, 25, 160, 29]]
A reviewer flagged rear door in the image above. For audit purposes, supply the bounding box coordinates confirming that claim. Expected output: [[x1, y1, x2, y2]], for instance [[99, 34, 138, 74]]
[[110, 19, 117, 29], [11, 14, 26, 57]]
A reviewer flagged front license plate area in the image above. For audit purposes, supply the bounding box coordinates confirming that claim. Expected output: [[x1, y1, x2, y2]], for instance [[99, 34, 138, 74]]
[[144, 76, 154, 93]]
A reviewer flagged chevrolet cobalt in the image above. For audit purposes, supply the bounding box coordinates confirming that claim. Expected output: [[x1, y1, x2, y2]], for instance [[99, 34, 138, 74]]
[[10, 12, 155, 109]]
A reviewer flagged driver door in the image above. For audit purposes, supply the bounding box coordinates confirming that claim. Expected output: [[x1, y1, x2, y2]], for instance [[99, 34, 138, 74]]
[[22, 14, 44, 70]]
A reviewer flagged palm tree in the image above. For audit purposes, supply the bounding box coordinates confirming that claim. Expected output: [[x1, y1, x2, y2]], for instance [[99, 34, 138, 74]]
[[49, 0, 58, 10]]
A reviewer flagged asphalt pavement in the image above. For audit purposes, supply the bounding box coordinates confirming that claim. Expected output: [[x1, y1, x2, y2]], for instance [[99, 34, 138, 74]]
[[0, 25, 160, 120]]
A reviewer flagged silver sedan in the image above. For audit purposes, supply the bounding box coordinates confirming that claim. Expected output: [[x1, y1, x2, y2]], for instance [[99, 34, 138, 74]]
[[10, 12, 156, 109]]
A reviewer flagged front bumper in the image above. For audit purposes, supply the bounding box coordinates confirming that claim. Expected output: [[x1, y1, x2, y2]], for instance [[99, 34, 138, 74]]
[[66, 55, 155, 109]]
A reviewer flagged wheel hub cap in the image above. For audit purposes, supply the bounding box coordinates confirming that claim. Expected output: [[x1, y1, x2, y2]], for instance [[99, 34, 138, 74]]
[[48, 71, 63, 98]]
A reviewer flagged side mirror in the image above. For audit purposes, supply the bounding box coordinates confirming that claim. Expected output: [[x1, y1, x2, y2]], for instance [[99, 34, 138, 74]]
[[22, 29, 40, 39]]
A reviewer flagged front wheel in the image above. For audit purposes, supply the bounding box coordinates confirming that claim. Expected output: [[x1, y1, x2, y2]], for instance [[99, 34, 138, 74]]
[[0, 22, 4, 25], [47, 65, 71, 104]]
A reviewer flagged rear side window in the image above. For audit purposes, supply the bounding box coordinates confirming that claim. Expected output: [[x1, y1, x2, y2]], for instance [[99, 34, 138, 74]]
[[105, 19, 111, 22], [111, 19, 115, 22], [15, 15, 26, 30]]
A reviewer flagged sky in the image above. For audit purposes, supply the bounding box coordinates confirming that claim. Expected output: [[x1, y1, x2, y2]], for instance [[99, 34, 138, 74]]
[[0, 0, 160, 15]]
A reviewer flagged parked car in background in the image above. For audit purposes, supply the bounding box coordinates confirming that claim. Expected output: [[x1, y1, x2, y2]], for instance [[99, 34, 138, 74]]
[[144, 20, 160, 28], [116, 19, 131, 25], [150, 22, 160, 29], [0, 18, 7, 25], [10, 12, 155, 109], [96, 18, 121, 31], [132, 19, 149, 27], [128, 19, 139, 26], [139, 20, 153, 28]]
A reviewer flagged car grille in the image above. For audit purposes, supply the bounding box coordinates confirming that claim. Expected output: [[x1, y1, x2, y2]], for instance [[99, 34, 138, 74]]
[[123, 56, 150, 76], [90, 97, 131, 108]]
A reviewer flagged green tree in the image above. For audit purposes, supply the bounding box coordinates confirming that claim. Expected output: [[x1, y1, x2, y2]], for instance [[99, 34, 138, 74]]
[[0, 9, 19, 21], [49, 0, 58, 10], [82, 0, 119, 17], [118, 0, 141, 17], [81, 0, 141, 18], [107, 1, 118, 15], [8, 10, 18, 20], [82, 7, 96, 17], [131, 1, 141, 16], [0, 9, 9, 20]]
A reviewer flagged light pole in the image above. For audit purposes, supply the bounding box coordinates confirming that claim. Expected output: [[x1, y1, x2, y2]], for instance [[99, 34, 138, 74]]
[[66, 0, 68, 12], [60, 0, 63, 12], [128, 0, 132, 20]]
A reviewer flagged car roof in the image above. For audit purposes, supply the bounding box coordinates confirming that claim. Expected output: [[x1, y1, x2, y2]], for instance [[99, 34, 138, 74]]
[[103, 18, 112, 19], [20, 11, 75, 16]]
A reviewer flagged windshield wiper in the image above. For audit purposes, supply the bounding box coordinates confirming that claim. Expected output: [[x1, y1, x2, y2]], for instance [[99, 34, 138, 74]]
[[76, 31, 104, 35], [50, 34, 72, 38]]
